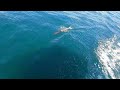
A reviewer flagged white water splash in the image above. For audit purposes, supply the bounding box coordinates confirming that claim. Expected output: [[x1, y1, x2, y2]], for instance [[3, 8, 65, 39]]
[[96, 35, 120, 79]]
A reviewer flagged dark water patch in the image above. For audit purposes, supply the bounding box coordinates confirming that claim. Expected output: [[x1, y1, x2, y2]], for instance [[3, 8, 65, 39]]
[[21, 45, 88, 79], [1, 45, 88, 79]]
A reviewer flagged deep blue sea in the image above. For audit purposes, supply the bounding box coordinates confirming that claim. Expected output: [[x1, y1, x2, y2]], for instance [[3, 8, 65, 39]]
[[0, 11, 120, 79]]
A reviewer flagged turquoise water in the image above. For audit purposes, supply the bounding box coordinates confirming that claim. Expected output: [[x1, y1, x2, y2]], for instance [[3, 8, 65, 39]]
[[0, 11, 120, 79]]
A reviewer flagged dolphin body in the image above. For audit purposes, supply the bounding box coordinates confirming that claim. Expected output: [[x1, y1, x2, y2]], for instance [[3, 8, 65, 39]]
[[54, 26, 72, 35]]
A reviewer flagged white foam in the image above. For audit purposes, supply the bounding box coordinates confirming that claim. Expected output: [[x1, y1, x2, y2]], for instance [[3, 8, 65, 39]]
[[118, 43, 120, 46], [96, 35, 120, 79]]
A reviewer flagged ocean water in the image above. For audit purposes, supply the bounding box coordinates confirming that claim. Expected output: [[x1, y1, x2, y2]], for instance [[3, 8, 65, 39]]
[[0, 11, 120, 79]]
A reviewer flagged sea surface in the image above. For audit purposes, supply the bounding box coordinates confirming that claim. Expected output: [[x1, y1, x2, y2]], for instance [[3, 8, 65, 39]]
[[0, 11, 120, 79]]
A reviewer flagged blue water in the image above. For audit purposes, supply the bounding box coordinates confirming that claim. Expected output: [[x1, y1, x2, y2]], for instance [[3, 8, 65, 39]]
[[0, 11, 120, 79]]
